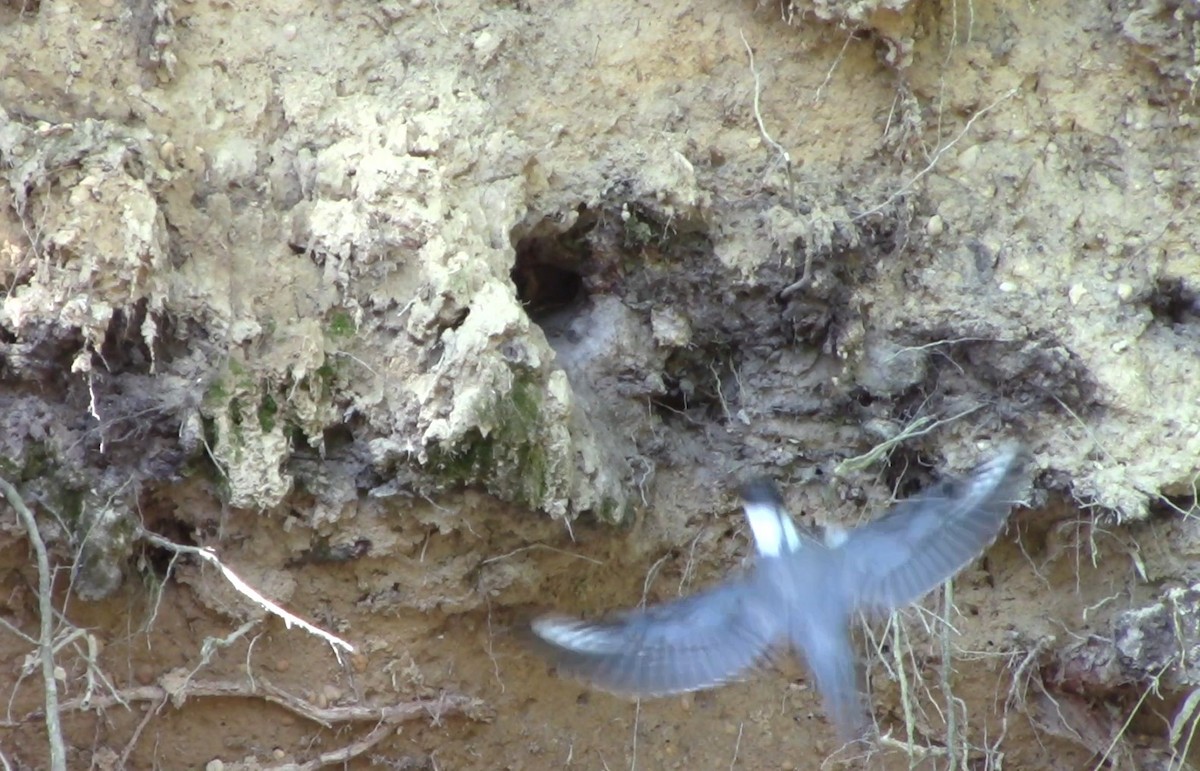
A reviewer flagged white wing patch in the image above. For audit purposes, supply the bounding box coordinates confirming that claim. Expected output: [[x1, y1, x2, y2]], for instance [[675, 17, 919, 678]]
[[743, 501, 803, 556], [532, 618, 626, 654], [824, 525, 849, 548], [781, 516, 801, 552]]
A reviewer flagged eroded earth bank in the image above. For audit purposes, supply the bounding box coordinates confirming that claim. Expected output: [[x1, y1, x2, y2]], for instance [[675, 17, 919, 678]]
[[2, 0, 1200, 768]]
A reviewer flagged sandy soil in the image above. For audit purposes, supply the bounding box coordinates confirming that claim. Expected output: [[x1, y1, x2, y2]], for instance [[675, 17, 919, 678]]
[[1, 0, 1199, 768]]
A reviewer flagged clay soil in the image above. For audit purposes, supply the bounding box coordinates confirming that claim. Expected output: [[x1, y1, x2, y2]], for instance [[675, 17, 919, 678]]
[[2, 0, 1200, 769]]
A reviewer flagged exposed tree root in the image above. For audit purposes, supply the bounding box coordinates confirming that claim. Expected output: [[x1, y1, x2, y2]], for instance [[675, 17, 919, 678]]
[[15, 674, 491, 770], [21, 675, 491, 729]]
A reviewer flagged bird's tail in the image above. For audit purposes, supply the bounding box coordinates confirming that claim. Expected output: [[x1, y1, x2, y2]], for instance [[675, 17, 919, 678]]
[[797, 622, 869, 743]]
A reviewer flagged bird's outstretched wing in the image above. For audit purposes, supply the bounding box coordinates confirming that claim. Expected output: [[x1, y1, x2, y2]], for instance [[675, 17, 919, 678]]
[[530, 577, 782, 697], [835, 443, 1029, 614]]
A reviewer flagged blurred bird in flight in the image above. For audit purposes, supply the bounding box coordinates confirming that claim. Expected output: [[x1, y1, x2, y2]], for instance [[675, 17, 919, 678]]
[[530, 443, 1029, 741]]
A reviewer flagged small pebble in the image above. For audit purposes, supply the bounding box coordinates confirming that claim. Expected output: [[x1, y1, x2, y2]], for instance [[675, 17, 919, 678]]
[[957, 144, 980, 171]]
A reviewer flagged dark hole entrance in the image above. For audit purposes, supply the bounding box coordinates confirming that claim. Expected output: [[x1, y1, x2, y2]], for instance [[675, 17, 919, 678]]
[[1148, 277, 1200, 326], [512, 258, 584, 319], [137, 511, 198, 578], [510, 208, 598, 323], [511, 241, 586, 321]]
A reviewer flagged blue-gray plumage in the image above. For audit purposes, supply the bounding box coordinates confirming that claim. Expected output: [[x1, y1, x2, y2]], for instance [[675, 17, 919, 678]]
[[530, 443, 1029, 741]]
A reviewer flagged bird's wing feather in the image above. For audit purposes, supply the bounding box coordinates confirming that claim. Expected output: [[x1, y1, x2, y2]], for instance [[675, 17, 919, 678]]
[[835, 443, 1028, 613], [531, 576, 782, 697]]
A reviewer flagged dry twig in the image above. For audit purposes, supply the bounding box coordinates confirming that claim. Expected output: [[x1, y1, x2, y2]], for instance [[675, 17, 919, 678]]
[[289, 718, 394, 770], [0, 476, 68, 771], [834, 405, 981, 477]]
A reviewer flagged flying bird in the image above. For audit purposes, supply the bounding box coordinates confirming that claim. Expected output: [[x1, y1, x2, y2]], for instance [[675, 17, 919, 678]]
[[529, 443, 1029, 741]]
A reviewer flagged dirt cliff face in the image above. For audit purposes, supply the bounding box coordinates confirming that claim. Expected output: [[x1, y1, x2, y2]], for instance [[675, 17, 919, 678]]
[[1, 0, 1198, 768]]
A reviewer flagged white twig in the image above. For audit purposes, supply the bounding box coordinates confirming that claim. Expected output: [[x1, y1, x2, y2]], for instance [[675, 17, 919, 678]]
[[892, 621, 916, 751], [740, 29, 795, 207], [854, 87, 1018, 221], [137, 529, 355, 658], [941, 580, 958, 769], [480, 543, 603, 567], [183, 620, 260, 688], [0, 477, 68, 771], [630, 698, 641, 771], [640, 554, 671, 608], [484, 598, 505, 694], [813, 33, 855, 104], [1170, 688, 1200, 770], [117, 691, 166, 769], [1092, 664, 1166, 771]]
